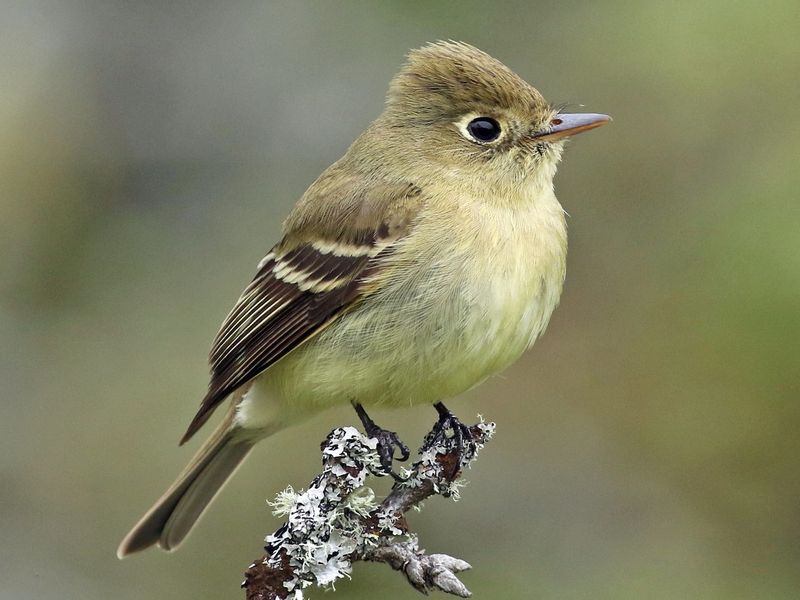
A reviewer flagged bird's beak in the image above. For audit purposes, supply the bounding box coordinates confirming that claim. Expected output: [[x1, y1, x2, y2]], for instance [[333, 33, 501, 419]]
[[532, 113, 611, 142]]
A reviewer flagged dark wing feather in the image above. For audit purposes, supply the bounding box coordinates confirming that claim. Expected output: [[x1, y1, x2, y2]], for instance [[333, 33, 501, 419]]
[[179, 181, 422, 444]]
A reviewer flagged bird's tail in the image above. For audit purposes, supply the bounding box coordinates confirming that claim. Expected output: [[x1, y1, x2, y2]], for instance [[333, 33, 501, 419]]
[[117, 412, 258, 558]]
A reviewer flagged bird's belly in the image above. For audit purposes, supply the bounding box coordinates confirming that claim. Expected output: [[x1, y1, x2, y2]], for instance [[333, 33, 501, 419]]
[[262, 228, 564, 416]]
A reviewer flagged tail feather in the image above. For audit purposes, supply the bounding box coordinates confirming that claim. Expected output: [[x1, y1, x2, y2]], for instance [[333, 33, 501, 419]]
[[117, 418, 254, 558]]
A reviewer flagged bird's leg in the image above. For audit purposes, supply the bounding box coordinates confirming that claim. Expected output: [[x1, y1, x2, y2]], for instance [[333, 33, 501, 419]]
[[352, 402, 410, 480], [424, 402, 476, 464]]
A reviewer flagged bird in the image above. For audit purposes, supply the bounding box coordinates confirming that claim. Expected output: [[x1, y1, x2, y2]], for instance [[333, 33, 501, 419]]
[[117, 40, 609, 558]]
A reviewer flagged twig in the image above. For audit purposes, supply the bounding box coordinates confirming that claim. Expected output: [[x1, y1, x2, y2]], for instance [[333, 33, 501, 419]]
[[242, 417, 495, 599]]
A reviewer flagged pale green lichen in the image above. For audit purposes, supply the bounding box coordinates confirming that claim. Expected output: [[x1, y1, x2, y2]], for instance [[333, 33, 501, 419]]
[[343, 486, 377, 518], [260, 419, 496, 599], [267, 486, 300, 517]]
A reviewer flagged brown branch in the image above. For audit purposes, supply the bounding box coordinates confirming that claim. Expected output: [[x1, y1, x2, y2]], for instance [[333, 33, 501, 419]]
[[242, 418, 495, 599]]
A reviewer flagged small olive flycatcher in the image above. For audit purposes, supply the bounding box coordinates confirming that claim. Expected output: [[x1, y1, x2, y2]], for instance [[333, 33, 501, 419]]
[[118, 41, 610, 557]]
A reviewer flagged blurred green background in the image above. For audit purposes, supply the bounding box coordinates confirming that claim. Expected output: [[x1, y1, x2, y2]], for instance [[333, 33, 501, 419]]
[[2, 1, 798, 598]]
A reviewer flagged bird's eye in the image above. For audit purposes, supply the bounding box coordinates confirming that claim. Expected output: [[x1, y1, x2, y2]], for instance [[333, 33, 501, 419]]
[[466, 117, 502, 143]]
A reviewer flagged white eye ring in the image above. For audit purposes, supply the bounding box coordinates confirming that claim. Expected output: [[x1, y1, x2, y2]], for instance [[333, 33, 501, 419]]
[[457, 114, 504, 144]]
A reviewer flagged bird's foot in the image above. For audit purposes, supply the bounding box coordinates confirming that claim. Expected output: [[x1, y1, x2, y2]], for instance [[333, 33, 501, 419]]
[[423, 403, 476, 467], [369, 427, 411, 481], [352, 403, 410, 481]]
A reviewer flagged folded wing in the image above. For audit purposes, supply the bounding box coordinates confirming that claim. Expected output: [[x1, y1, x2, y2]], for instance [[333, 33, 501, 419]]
[[180, 179, 423, 443]]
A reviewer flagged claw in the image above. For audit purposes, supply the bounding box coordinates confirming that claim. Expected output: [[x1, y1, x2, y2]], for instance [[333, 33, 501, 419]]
[[424, 403, 476, 468], [372, 428, 409, 481], [352, 402, 409, 481]]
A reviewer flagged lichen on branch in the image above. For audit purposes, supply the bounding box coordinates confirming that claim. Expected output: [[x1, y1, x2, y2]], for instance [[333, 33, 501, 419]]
[[243, 417, 495, 599]]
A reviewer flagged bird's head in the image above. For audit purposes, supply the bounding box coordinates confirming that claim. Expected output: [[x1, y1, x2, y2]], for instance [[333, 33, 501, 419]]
[[376, 41, 609, 192]]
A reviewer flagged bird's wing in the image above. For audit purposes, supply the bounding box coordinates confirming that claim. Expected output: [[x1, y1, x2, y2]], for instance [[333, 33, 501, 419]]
[[180, 178, 423, 444]]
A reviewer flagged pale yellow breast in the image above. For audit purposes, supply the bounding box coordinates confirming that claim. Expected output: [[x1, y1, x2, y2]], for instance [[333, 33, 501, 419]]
[[449, 187, 568, 377], [250, 185, 567, 425]]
